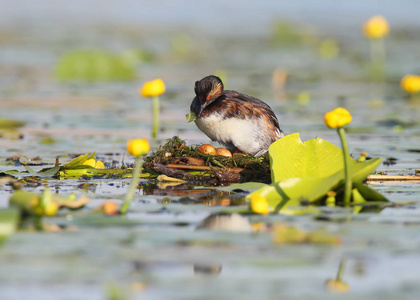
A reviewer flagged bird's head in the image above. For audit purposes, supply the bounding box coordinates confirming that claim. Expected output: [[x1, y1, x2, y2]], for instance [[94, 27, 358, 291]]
[[190, 75, 224, 117]]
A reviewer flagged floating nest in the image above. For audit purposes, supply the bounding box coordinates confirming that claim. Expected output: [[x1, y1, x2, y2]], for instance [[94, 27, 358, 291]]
[[144, 136, 271, 184]]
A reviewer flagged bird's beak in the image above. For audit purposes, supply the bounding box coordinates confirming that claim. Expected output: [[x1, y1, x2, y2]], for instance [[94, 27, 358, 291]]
[[186, 112, 197, 123]]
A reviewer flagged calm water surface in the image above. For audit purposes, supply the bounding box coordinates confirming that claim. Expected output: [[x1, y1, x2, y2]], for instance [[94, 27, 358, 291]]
[[0, 1, 420, 299]]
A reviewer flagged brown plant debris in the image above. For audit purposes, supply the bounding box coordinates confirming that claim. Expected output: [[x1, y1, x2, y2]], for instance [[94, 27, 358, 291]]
[[144, 136, 271, 184]]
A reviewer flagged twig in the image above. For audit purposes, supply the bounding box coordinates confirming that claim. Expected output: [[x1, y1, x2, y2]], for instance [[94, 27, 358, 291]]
[[367, 174, 420, 184]]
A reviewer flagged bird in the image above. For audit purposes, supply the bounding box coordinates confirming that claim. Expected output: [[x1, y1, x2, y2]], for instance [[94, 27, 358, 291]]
[[188, 75, 284, 157]]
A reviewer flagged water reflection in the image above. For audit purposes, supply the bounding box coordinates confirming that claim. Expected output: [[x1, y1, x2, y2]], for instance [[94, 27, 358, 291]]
[[193, 264, 222, 275], [196, 213, 253, 232], [326, 259, 349, 293], [193, 213, 253, 276], [142, 182, 246, 206]]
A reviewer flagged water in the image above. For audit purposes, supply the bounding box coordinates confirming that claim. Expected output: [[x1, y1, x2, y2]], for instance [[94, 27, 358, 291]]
[[0, 1, 420, 299]]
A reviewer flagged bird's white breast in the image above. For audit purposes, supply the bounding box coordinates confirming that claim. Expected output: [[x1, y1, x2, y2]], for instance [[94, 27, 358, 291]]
[[195, 113, 266, 154]]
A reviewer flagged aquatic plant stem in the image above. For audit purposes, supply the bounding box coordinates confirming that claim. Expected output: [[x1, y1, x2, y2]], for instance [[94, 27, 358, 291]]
[[336, 259, 346, 281], [370, 38, 386, 63], [152, 96, 160, 139], [370, 38, 386, 79], [120, 155, 143, 214], [338, 127, 352, 206]]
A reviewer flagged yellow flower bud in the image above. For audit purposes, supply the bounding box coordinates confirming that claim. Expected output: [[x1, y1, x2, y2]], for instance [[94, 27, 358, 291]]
[[95, 160, 105, 169], [324, 107, 352, 129], [127, 138, 150, 157], [400, 74, 420, 94], [82, 159, 96, 167], [250, 193, 269, 215], [139, 78, 165, 97], [102, 201, 119, 215], [326, 280, 350, 293], [363, 15, 390, 39], [44, 202, 59, 216]]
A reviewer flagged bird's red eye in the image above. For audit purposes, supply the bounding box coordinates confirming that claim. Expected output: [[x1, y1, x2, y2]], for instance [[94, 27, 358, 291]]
[[206, 96, 211, 100]]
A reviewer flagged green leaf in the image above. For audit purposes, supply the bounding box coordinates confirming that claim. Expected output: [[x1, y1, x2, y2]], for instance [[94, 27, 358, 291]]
[[9, 190, 40, 214], [248, 158, 383, 212], [270, 133, 349, 182], [58, 167, 94, 179], [353, 182, 388, 202], [0, 119, 25, 129], [63, 153, 90, 167], [87, 152, 97, 160], [352, 188, 366, 214], [269, 133, 382, 183], [18, 156, 30, 165], [37, 166, 60, 177], [186, 112, 197, 123], [0, 208, 20, 238], [23, 165, 36, 174], [2, 170, 19, 176], [243, 133, 385, 212]]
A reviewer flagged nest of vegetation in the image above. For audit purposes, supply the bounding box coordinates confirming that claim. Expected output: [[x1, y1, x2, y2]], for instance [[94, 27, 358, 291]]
[[144, 136, 271, 183]]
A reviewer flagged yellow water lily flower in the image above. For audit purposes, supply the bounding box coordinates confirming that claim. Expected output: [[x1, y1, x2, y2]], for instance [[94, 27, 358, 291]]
[[363, 15, 390, 39], [326, 279, 350, 293], [127, 138, 150, 157], [324, 108, 352, 129], [139, 78, 165, 97], [83, 158, 105, 169], [250, 193, 269, 215], [95, 160, 105, 169], [82, 158, 96, 168], [400, 74, 420, 94], [44, 202, 59, 216]]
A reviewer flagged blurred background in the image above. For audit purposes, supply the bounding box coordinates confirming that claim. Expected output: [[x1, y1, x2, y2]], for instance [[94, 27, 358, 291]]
[[0, 0, 419, 166], [1, 2, 420, 300]]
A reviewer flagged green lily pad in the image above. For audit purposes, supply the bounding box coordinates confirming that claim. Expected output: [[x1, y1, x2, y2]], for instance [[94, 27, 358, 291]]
[[245, 133, 385, 212], [55, 50, 136, 82], [270, 133, 351, 181]]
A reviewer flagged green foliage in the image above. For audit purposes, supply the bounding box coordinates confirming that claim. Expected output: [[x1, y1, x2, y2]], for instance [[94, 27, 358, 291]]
[[269, 133, 379, 182], [0, 119, 25, 129], [55, 50, 136, 82], [271, 21, 317, 46], [186, 112, 197, 123], [244, 133, 387, 212], [9, 189, 88, 216], [19, 153, 131, 179], [0, 208, 20, 242], [63, 152, 96, 167], [318, 38, 340, 60]]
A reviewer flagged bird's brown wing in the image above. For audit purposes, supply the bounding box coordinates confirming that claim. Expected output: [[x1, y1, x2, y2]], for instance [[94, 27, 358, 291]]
[[216, 90, 282, 136]]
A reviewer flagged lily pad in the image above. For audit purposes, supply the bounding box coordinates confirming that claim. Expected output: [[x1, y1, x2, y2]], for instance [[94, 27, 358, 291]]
[[55, 50, 136, 82], [245, 133, 385, 212], [270, 133, 359, 182]]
